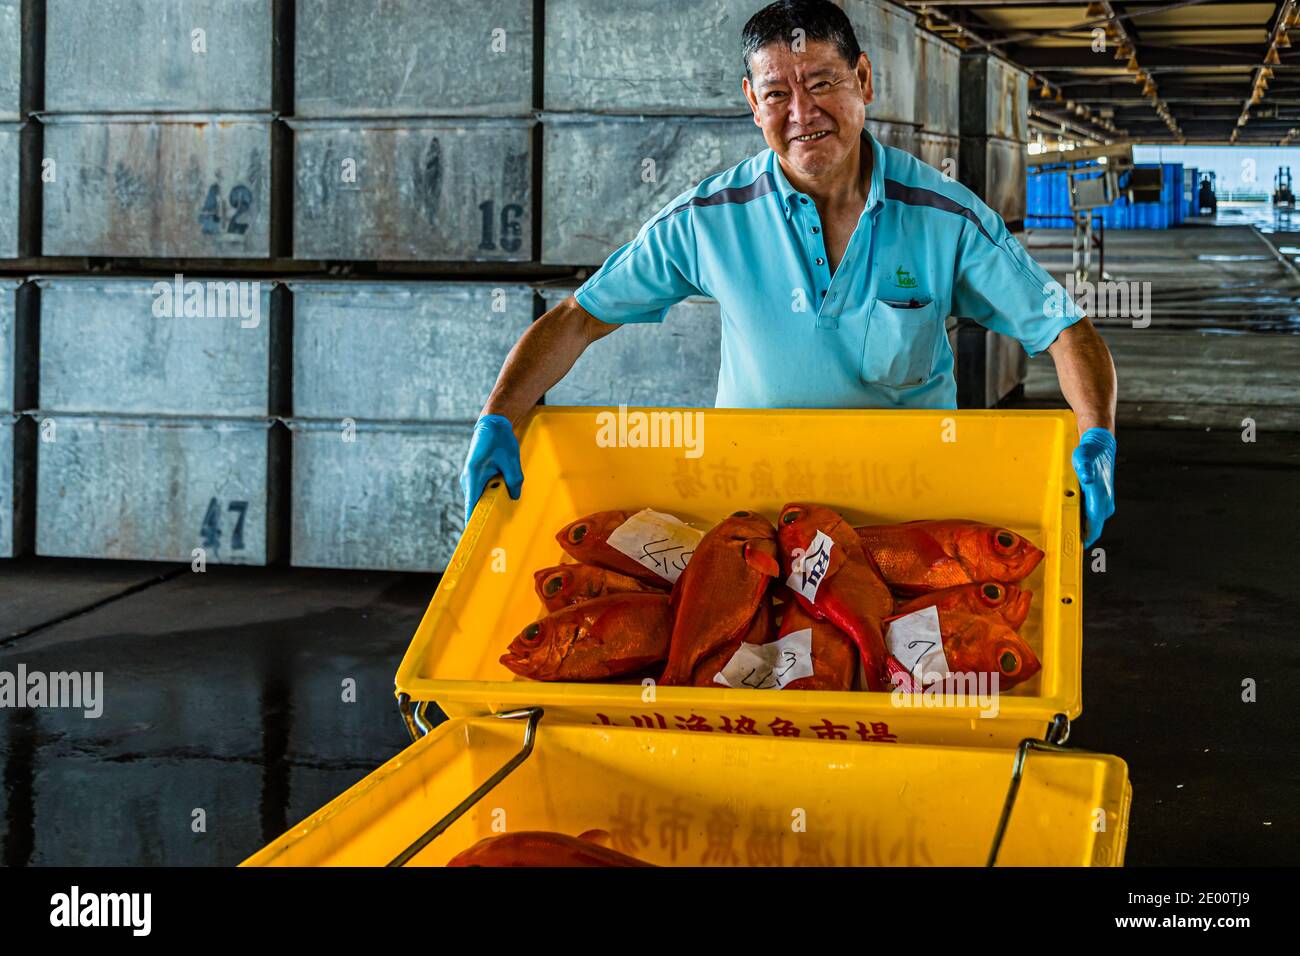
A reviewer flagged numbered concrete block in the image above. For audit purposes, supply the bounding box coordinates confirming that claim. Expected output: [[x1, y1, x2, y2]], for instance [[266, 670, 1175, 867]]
[[541, 287, 720, 407], [290, 281, 533, 421], [842, 0, 918, 127], [960, 54, 1029, 143], [44, 0, 272, 112], [0, 0, 19, 120], [291, 118, 533, 261], [36, 415, 284, 564], [0, 121, 19, 258], [544, 0, 751, 114], [542, 115, 762, 265], [295, 0, 533, 117], [916, 30, 960, 136], [289, 421, 468, 572], [41, 115, 273, 258], [38, 276, 278, 417]]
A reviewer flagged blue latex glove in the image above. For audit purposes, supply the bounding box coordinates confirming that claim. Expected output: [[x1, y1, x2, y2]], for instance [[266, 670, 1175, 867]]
[[460, 414, 524, 525], [1072, 427, 1115, 549]]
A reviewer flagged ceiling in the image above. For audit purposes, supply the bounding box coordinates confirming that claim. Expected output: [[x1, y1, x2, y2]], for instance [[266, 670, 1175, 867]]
[[905, 1, 1300, 145]]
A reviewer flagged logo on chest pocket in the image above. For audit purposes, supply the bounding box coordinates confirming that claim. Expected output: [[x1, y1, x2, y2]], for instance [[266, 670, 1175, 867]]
[[860, 296, 941, 389]]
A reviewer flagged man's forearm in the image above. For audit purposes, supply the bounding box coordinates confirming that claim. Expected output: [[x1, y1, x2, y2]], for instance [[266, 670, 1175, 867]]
[[1046, 317, 1117, 435], [481, 295, 617, 425]]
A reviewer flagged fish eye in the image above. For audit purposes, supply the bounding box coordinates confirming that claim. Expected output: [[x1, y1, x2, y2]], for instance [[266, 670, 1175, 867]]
[[781, 509, 801, 525], [521, 623, 543, 645], [567, 523, 588, 544], [542, 573, 567, 596], [982, 583, 1003, 602], [999, 650, 1020, 675], [993, 530, 1017, 552], [732, 510, 750, 517]]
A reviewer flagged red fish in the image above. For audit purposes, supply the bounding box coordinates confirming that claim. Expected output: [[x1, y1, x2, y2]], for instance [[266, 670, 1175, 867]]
[[555, 510, 676, 586], [500, 593, 672, 681], [771, 597, 857, 691], [446, 830, 655, 867], [892, 582, 1033, 631], [885, 606, 1042, 690], [688, 590, 775, 687], [659, 510, 780, 686], [855, 520, 1044, 594], [777, 503, 892, 691], [533, 563, 666, 612]]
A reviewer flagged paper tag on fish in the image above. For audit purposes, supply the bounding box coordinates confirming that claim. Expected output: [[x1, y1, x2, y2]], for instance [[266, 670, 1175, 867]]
[[713, 629, 815, 690], [885, 606, 950, 685], [605, 508, 704, 584], [785, 529, 834, 603]]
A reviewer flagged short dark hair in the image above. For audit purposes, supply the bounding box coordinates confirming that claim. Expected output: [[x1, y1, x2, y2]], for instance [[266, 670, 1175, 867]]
[[741, 0, 863, 82]]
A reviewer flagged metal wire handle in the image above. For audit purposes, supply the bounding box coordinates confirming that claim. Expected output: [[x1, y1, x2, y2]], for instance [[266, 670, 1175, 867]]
[[387, 706, 544, 868], [986, 713, 1072, 867], [396, 693, 441, 741]]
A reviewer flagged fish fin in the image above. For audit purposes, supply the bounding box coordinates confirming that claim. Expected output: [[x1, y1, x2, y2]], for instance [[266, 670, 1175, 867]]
[[744, 541, 781, 578], [792, 592, 826, 620], [886, 656, 918, 693], [578, 828, 613, 847]]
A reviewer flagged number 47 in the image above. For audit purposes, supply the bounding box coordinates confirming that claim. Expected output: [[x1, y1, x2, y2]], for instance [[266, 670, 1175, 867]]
[[200, 498, 249, 551]]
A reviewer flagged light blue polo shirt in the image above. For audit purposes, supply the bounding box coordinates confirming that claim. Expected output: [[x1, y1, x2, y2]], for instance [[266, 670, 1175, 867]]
[[573, 129, 1079, 408]]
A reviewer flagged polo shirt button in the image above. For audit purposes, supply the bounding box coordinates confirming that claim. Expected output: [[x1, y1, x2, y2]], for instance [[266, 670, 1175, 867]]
[[815, 257, 824, 265], [811, 226, 820, 234], [800, 197, 809, 204]]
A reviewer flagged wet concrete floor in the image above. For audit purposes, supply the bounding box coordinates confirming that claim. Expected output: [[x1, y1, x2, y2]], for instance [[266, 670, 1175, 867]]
[[1, 427, 1297, 866]]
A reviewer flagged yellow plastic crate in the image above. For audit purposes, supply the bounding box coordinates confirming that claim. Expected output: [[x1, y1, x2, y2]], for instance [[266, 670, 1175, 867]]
[[396, 407, 1084, 748], [243, 713, 1130, 867]]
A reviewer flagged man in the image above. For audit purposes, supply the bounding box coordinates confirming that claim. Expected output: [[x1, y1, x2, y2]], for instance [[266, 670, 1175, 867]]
[[461, 0, 1116, 546]]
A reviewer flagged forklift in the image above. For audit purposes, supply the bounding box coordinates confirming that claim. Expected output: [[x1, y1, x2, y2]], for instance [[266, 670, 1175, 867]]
[[1273, 166, 1294, 210], [1197, 171, 1217, 216]]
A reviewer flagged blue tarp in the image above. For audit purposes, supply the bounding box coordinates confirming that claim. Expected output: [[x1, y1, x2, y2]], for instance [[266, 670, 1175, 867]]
[[1027, 162, 1184, 230]]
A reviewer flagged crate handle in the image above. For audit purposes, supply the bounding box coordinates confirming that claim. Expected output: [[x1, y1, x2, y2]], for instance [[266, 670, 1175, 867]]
[[396, 692, 443, 741], [986, 713, 1073, 867], [387, 706, 544, 867]]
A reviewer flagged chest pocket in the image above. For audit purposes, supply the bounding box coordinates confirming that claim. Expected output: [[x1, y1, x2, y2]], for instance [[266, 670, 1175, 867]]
[[860, 296, 942, 389]]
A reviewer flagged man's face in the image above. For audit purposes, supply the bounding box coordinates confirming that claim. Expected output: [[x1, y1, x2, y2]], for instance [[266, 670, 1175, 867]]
[[743, 39, 873, 179]]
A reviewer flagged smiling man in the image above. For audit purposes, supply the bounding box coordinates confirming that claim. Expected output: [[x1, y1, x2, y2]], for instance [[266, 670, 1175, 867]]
[[462, 0, 1117, 546]]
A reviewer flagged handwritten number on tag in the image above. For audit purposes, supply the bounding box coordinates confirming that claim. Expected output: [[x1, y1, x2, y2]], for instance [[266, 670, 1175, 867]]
[[905, 639, 936, 677], [639, 537, 692, 574]]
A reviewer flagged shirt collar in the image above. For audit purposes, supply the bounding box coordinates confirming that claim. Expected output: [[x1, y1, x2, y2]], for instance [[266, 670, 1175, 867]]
[[770, 127, 886, 218]]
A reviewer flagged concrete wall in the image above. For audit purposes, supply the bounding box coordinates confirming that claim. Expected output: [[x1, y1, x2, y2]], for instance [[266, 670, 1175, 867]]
[[3, 3, 1020, 569]]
